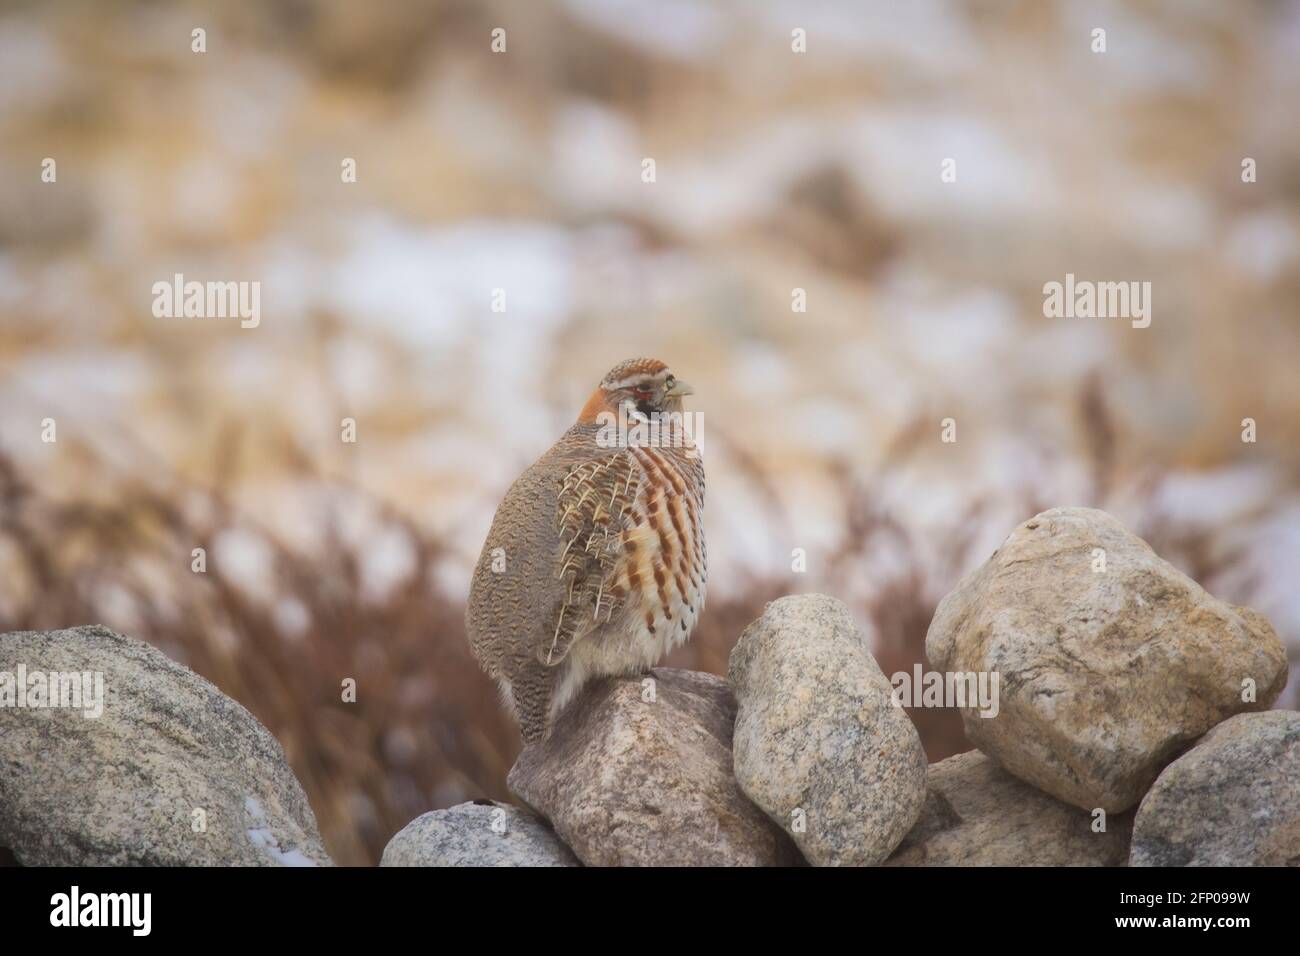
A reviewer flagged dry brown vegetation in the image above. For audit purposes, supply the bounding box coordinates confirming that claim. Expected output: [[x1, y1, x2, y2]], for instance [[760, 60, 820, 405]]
[[0, 430, 979, 866], [0, 379, 1271, 866]]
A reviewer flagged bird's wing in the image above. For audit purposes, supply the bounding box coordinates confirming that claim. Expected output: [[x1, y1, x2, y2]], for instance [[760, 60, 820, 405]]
[[538, 449, 642, 666]]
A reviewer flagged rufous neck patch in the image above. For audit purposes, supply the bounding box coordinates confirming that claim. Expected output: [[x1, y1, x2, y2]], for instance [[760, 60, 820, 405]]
[[577, 388, 616, 424]]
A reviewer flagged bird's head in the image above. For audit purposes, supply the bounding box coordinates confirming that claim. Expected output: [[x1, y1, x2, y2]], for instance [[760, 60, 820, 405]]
[[578, 358, 694, 422]]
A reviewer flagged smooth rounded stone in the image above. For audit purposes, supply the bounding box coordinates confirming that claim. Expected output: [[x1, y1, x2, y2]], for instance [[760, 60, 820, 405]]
[[885, 751, 1132, 866], [381, 801, 579, 867], [1130, 711, 1300, 866], [926, 507, 1288, 813], [508, 668, 800, 866], [728, 594, 927, 866], [0, 625, 332, 866]]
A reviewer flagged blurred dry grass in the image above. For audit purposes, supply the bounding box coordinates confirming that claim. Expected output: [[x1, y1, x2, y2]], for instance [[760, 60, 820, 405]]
[[0, 426, 986, 864], [0, 379, 1187, 866], [0, 444, 513, 866]]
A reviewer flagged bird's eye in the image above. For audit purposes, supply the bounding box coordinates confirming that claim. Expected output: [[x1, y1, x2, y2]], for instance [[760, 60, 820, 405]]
[[665, 376, 675, 388]]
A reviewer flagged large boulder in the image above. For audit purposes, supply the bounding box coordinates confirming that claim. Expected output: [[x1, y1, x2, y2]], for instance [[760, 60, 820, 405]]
[[381, 801, 579, 867], [884, 750, 1132, 866], [0, 625, 332, 866], [508, 668, 800, 866], [727, 594, 927, 866], [926, 507, 1287, 813], [1130, 710, 1299, 866]]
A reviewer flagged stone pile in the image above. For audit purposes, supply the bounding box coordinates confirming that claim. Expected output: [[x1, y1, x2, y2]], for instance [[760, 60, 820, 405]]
[[2, 509, 1291, 867], [390, 507, 1290, 867]]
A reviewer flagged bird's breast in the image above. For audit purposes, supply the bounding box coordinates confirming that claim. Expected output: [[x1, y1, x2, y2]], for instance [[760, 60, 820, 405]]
[[580, 444, 707, 672]]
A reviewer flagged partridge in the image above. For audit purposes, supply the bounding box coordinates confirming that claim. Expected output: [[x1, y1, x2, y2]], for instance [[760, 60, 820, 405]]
[[466, 358, 707, 743]]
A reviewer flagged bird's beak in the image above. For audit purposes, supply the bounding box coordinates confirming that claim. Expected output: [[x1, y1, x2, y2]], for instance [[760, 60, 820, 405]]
[[665, 379, 694, 398]]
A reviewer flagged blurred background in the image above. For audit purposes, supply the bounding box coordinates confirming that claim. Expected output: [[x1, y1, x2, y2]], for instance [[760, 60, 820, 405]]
[[1, 0, 1298, 865]]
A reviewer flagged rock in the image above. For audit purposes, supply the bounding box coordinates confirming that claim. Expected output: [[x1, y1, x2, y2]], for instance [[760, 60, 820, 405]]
[[884, 750, 1132, 866], [926, 507, 1288, 813], [380, 801, 580, 867], [0, 625, 332, 866], [508, 668, 800, 866], [727, 594, 927, 866], [1130, 711, 1300, 866]]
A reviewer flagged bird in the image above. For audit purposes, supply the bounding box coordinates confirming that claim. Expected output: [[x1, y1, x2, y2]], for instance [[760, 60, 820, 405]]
[[466, 358, 707, 744]]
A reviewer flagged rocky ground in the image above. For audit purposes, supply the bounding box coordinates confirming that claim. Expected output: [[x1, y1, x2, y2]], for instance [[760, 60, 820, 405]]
[[397, 506, 1294, 867], [2, 507, 1293, 867], [0, 624, 331, 866]]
